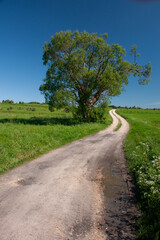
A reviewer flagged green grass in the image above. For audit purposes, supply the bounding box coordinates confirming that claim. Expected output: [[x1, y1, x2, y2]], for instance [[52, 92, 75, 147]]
[[112, 112, 122, 131], [0, 103, 112, 174], [114, 118, 122, 131], [117, 108, 160, 240]]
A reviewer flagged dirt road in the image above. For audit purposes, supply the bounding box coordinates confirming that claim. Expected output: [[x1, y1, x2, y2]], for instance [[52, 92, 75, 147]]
[[0, 110, 138, 240]]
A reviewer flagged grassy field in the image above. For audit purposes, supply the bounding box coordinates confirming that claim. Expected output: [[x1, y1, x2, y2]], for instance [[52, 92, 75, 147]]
[[0, 103, 112, 174], [117, 108, 160, 240]]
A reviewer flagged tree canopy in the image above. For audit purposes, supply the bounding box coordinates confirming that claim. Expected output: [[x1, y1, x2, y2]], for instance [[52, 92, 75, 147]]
[[40, 30, 151, 120]]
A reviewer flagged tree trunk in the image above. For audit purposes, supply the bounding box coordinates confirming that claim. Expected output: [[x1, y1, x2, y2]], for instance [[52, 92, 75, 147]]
[[78, 100, 91, 120], [89, 89, 104, 108], [78, 90, 103, 120]]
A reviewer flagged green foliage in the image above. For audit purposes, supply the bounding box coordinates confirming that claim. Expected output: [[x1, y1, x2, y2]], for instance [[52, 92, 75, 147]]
[[40, 30, 151, 120], [7, 106, 13, 111], [130, 45, 140, 64], [0, 103, 112, 174], [2, 99, 14, 104], [91, 107, 108, 123], [27, 107, 36, 111], [28, 101, 40, 104], [72, 105, 109, 123], [48, 104, 55, 112], [117, 109, 160, 240], [64, 106, 72, 113], [48, 89, 75, 109]]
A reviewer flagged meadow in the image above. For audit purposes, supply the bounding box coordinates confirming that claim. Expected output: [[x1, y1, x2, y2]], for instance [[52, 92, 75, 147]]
[[0, 103, 112, 174], [117, 108, 160, 240]]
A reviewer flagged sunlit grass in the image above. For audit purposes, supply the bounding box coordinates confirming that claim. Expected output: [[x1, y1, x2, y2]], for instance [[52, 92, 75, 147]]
[[117, 108, 160, 240], [0, 103, 112, 174]]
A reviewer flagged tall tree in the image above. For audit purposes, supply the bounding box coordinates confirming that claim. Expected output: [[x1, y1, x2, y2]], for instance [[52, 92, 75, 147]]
[[40, 31, 151, 119]]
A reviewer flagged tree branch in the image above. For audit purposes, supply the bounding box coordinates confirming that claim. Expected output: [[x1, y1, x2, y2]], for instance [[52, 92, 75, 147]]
[[89, 89, 104, 107]]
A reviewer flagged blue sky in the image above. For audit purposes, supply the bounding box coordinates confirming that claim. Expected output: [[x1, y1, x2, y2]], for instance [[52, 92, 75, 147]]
[[0, 0, 159, 108]]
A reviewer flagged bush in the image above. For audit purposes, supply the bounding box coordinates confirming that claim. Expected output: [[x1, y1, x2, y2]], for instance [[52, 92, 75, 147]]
[[64, 106, 72, 113], [27, 107, 36, 111], [91, 107, 108, 123], [73, 106, 108, 123], [49, 105, 55, 112], [7, 107, 13, 111]]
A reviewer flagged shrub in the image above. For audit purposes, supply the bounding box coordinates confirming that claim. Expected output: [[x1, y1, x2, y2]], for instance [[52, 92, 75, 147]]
[[48, 105, 55, 112], [64, 106, 72, 113], [27, 107, 36, 111], [91, 107, 108, 123], [73, 106, 108, 123], [7, 107, 13, 111]]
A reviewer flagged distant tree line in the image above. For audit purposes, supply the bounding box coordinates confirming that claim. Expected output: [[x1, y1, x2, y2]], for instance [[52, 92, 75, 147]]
[[1, 100, 25, 104], [109, 105, 160, 110], [0, 100, 159, 110], [1, 100, 43, 104], [109, 105, 142, 109], [2, 99, 14, 104]]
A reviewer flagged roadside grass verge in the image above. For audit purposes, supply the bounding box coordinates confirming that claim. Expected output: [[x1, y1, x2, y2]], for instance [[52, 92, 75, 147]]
[[117, 109, 160, 240], [0, 103, 112, 174]]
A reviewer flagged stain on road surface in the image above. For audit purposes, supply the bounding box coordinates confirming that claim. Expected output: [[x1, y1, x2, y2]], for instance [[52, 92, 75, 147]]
[[17, 177, 36, 186]]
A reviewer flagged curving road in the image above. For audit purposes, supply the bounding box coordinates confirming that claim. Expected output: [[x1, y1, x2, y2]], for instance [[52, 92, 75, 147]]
[[0, 110, 138, 240]]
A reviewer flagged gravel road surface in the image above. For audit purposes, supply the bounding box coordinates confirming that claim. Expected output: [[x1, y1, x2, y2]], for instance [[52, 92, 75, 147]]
[[0, 110, 138, 240]]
